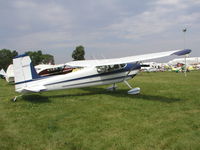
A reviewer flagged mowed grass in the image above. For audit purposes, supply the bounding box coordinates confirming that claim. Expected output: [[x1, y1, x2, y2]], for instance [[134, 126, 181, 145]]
[[0, 71, 200, 150]]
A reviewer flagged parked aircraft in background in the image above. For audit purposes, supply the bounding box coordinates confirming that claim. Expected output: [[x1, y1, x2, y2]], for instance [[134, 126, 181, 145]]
[[35, 64, 70, 76], [12, 49, 191, 101], [3, 63, 70, 83], [0, 69, 6, 79], [140, 62, 159, 72], [5, 64, 15, 83]]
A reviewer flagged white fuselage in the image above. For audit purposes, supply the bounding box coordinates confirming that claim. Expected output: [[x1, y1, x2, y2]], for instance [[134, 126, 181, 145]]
[[15, 65, 139, 93]]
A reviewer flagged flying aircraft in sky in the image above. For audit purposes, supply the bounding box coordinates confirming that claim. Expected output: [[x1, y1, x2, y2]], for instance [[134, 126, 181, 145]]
[[12, 49, 191, 101]]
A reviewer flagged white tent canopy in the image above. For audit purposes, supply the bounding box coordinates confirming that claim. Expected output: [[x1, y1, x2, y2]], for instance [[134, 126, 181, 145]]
[[168, 57, 200, 65]]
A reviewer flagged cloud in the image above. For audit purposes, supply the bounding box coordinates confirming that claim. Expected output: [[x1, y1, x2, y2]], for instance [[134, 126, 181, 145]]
[[10, 0, 72, 33], [0, 0, 74, 50], [155, 0, 187, 9], [105, 0, 200, 39], [0, 0, 200, 63]]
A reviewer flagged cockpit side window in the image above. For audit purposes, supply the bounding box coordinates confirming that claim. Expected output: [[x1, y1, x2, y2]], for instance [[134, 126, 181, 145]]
[[96, 64, 126, 73]]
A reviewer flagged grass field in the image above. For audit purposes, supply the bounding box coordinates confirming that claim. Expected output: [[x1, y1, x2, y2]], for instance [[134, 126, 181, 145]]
[[0, 71, 200, 150]]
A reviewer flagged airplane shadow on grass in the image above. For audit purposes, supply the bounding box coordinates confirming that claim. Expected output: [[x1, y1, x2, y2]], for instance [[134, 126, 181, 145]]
[[81, 87, 182, 103], [22, 87, 182, 103], [22, 94, 50, 103]]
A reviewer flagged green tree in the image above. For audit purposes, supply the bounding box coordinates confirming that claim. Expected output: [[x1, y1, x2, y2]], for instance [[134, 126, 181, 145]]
[[0, 49, 18, 70], [42, 54, 55, 65], [72, 45, 85, 61], [25, 51, 42, 66], [25, 50, 54, 65]]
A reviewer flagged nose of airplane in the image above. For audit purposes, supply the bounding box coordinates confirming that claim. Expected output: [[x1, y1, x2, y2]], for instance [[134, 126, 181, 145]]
[[133, 63, 141, 70], [124, 62, 141, 71]]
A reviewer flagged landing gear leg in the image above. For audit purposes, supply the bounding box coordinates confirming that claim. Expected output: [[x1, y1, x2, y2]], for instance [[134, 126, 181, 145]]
[[124, 80, 140, 95], [107, 83, 117, 91], [13, 95, 22, 102]]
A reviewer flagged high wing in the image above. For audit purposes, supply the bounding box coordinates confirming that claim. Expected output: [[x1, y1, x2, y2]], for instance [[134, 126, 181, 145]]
[[66, 49, 191, 67]]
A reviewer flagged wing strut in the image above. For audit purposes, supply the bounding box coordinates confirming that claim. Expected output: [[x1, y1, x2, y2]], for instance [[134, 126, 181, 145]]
[[124, 80, 133, 89]]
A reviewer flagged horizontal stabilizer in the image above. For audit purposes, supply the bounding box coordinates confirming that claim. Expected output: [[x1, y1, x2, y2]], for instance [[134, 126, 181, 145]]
[[21, 85, 46, 93]]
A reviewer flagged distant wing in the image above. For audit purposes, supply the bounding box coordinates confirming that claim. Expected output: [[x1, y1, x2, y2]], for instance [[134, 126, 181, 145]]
[[66, 49, 191, 67]]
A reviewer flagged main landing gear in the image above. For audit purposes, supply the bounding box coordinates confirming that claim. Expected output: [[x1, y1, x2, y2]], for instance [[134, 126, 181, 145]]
[[107, 83, 117, 91], [124, 80, 140, 95], [107, 81, 140, 94]]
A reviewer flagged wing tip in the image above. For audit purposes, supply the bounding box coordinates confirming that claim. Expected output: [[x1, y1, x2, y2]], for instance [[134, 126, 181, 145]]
[[172, 49, 192, 56]]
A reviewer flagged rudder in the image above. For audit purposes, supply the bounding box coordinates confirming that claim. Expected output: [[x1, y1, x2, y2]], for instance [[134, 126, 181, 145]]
[[13, 54, 40, 92]]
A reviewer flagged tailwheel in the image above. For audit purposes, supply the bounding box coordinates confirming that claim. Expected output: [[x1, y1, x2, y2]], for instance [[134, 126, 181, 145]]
[[124, 80, 140, 95], [12, 95, 22, 102]]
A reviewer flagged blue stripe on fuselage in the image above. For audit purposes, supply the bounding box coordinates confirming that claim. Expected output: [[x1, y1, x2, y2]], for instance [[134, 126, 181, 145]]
[[62, 74, 136, 88], [44, 69, 126, 86], [15, 75, 51, 85]]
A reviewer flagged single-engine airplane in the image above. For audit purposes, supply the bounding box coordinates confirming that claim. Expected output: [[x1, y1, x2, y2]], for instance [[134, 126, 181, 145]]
[[13, 49, 191, 101]]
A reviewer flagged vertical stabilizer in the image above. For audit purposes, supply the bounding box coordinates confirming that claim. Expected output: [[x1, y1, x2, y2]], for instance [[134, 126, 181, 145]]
[[13, 54, 40, 92]]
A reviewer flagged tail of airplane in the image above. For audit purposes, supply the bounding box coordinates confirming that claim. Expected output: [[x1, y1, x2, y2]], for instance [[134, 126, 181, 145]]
[[13, 54, 40, 92]]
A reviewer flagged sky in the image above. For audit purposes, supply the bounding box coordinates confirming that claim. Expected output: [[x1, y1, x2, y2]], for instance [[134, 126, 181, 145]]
[[0, 0, 200, 63]]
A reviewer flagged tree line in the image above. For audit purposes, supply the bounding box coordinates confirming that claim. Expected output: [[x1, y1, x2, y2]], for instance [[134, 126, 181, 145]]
[[0, 45, 85, 70]]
